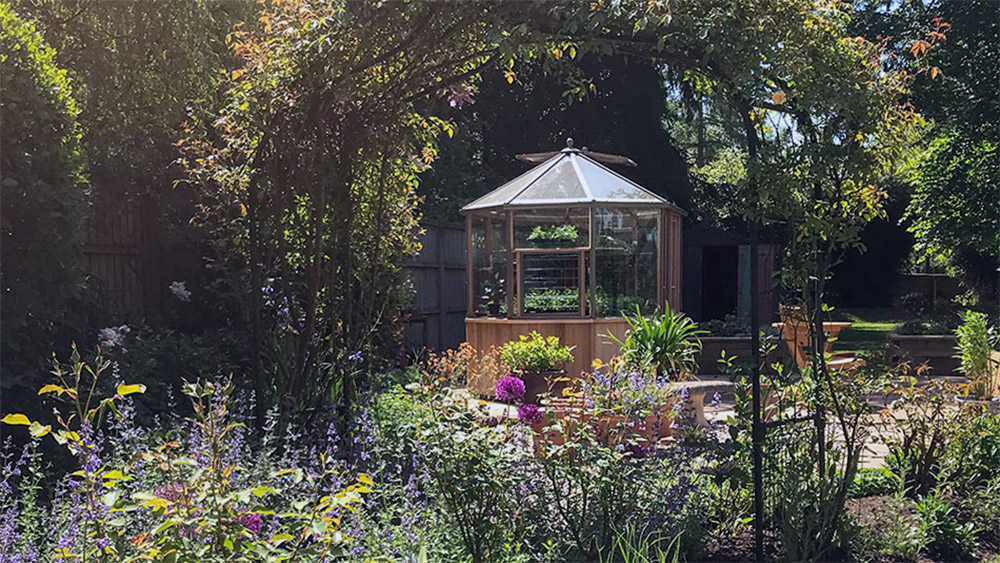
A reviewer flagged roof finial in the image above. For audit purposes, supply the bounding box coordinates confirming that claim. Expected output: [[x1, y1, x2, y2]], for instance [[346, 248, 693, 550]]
[[566, 137, 574, 149]]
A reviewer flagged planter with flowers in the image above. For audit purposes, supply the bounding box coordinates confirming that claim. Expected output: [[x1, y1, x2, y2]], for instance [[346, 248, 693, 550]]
[[528, 360, 677, 455], [953, 310, 1000, 413], [499, 331, 574, 405]]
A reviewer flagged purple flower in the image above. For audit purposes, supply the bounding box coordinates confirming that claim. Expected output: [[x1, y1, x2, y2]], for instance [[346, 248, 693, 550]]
[[348, 350, 364, 363], [494, 376, 525, 402], [237, 513, 263, 535], [155, 483, 185, 503], [517, 404, 543, 425], [443, 83, 474, 107], [95, 536, 110, 549]]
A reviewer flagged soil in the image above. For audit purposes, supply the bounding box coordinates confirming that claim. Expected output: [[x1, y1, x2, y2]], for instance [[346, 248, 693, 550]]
[[700, 529, 782, 562], [846, 494, 1000, 563]]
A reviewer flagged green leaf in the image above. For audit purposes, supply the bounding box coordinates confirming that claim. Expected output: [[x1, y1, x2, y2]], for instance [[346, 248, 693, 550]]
[[102, 470, 132, 481], [38, 384, 66, 396], [251, 486, 277, 497]]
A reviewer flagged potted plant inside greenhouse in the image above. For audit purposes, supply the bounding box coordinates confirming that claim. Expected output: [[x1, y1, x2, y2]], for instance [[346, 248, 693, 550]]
[[953, 310, 1000, 413], [500, 331, 574, 404], [527, 224, 580, 248]]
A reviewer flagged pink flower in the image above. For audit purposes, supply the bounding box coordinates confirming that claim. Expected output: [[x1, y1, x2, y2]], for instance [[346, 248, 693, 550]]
[[444, 84, 474, 107]]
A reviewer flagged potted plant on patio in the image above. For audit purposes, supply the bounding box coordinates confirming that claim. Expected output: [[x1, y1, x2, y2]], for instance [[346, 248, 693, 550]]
[[500, 331, 574, 404], [608, 304, 705, 380], [526, 359, 677, 454], [953, 310, 1000, 413]]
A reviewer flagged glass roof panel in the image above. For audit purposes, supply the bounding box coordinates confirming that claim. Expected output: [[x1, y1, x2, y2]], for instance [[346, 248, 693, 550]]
[[512, 157, 588, 203], [462, 150, 674, 212], [576, 156, 662, 202], [463, 158, 556, 210]]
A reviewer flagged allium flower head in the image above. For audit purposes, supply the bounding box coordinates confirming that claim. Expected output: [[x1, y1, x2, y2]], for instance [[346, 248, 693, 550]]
[[237, 513, 263, 535], [517, 403, 543, 425], [495, 376, 525, 402]]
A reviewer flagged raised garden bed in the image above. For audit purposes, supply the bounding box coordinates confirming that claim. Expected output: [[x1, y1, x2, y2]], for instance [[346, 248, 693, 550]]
[[698, 336, 753, 372], [888, 332, 960, 375]]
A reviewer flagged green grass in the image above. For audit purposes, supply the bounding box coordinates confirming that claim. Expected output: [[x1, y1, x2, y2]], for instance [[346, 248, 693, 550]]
[[829, 308, 917, 353]]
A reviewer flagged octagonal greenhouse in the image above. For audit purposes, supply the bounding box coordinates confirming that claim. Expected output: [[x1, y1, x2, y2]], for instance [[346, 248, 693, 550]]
[[462, 142, 686, 384]]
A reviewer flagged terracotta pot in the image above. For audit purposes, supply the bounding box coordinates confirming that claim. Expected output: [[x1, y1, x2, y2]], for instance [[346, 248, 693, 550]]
[[520, 369, 570, 404], [955, 395, 1000, 415], [530, 400, 676, 454]]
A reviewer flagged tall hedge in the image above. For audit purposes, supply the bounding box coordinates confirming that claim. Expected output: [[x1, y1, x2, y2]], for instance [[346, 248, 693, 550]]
[[0, 3, 87, 371]]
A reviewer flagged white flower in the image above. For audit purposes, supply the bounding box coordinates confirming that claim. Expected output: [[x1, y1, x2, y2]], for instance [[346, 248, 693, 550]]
[[169, 281, 191, 302], [98, 325, 130, 350]]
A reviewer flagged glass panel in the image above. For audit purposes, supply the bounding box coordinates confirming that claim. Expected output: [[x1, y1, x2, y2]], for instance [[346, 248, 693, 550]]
[[578, 156, 662, 202], [513, 207, 590, 249], [470, 213, 508, 317], [520, 252, 582, 315], [514, 157, 588, 203], [464, 158, 556, 210], [594, 208, 659, 316]]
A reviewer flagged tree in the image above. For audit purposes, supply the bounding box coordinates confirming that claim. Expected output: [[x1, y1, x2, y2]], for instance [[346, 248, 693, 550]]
[[0, 3, 87, 379], [854, 0, 999, 301], [21, 0, 253, 319], [417, 56, 694, 223]]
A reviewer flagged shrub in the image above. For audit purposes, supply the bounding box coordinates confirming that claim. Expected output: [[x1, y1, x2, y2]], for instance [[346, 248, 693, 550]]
[[895, 319, 953, 335], [954, 310, 1000, 399], [699, 315, 751, 337], [523, 287, 580, 312], [962, 477, 1000, 545], [0, 4, 87, 376], [849, 467, 900, 498], [609, 305, 705, 379], [852, 494, 929, 561], [533, 415, 712, 561], [0, 348, 370, 561], [500, 331, 574, 372], [582, 360, 675, 419], [527, 224, 579, 244], [914, 492, 977, 561], [940, 411, 1000, 493], [880, 379, 958, 497], [899, 292, 930, 316]]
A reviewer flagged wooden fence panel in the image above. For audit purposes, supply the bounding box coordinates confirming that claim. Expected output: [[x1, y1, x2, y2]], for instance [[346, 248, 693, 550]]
[[403, 223, 467, 354], [80, 209, 143, 318]]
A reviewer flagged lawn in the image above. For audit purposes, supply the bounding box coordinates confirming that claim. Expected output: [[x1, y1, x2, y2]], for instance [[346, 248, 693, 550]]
[[831, 307, 915, 354]]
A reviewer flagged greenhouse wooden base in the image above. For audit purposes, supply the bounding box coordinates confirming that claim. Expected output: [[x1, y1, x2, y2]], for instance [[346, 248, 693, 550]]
[[465, 316, 629, 397]]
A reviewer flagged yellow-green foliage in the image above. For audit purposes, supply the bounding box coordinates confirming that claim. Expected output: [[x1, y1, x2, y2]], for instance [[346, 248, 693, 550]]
[[0, 3, 86, 363]]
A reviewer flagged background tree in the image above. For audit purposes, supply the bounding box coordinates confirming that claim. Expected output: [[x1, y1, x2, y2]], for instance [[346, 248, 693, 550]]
[[21, 0, 253, 320], [854, 0, 999, 305], [0, 3, 88, 385], [417, 56, 693, 223]]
